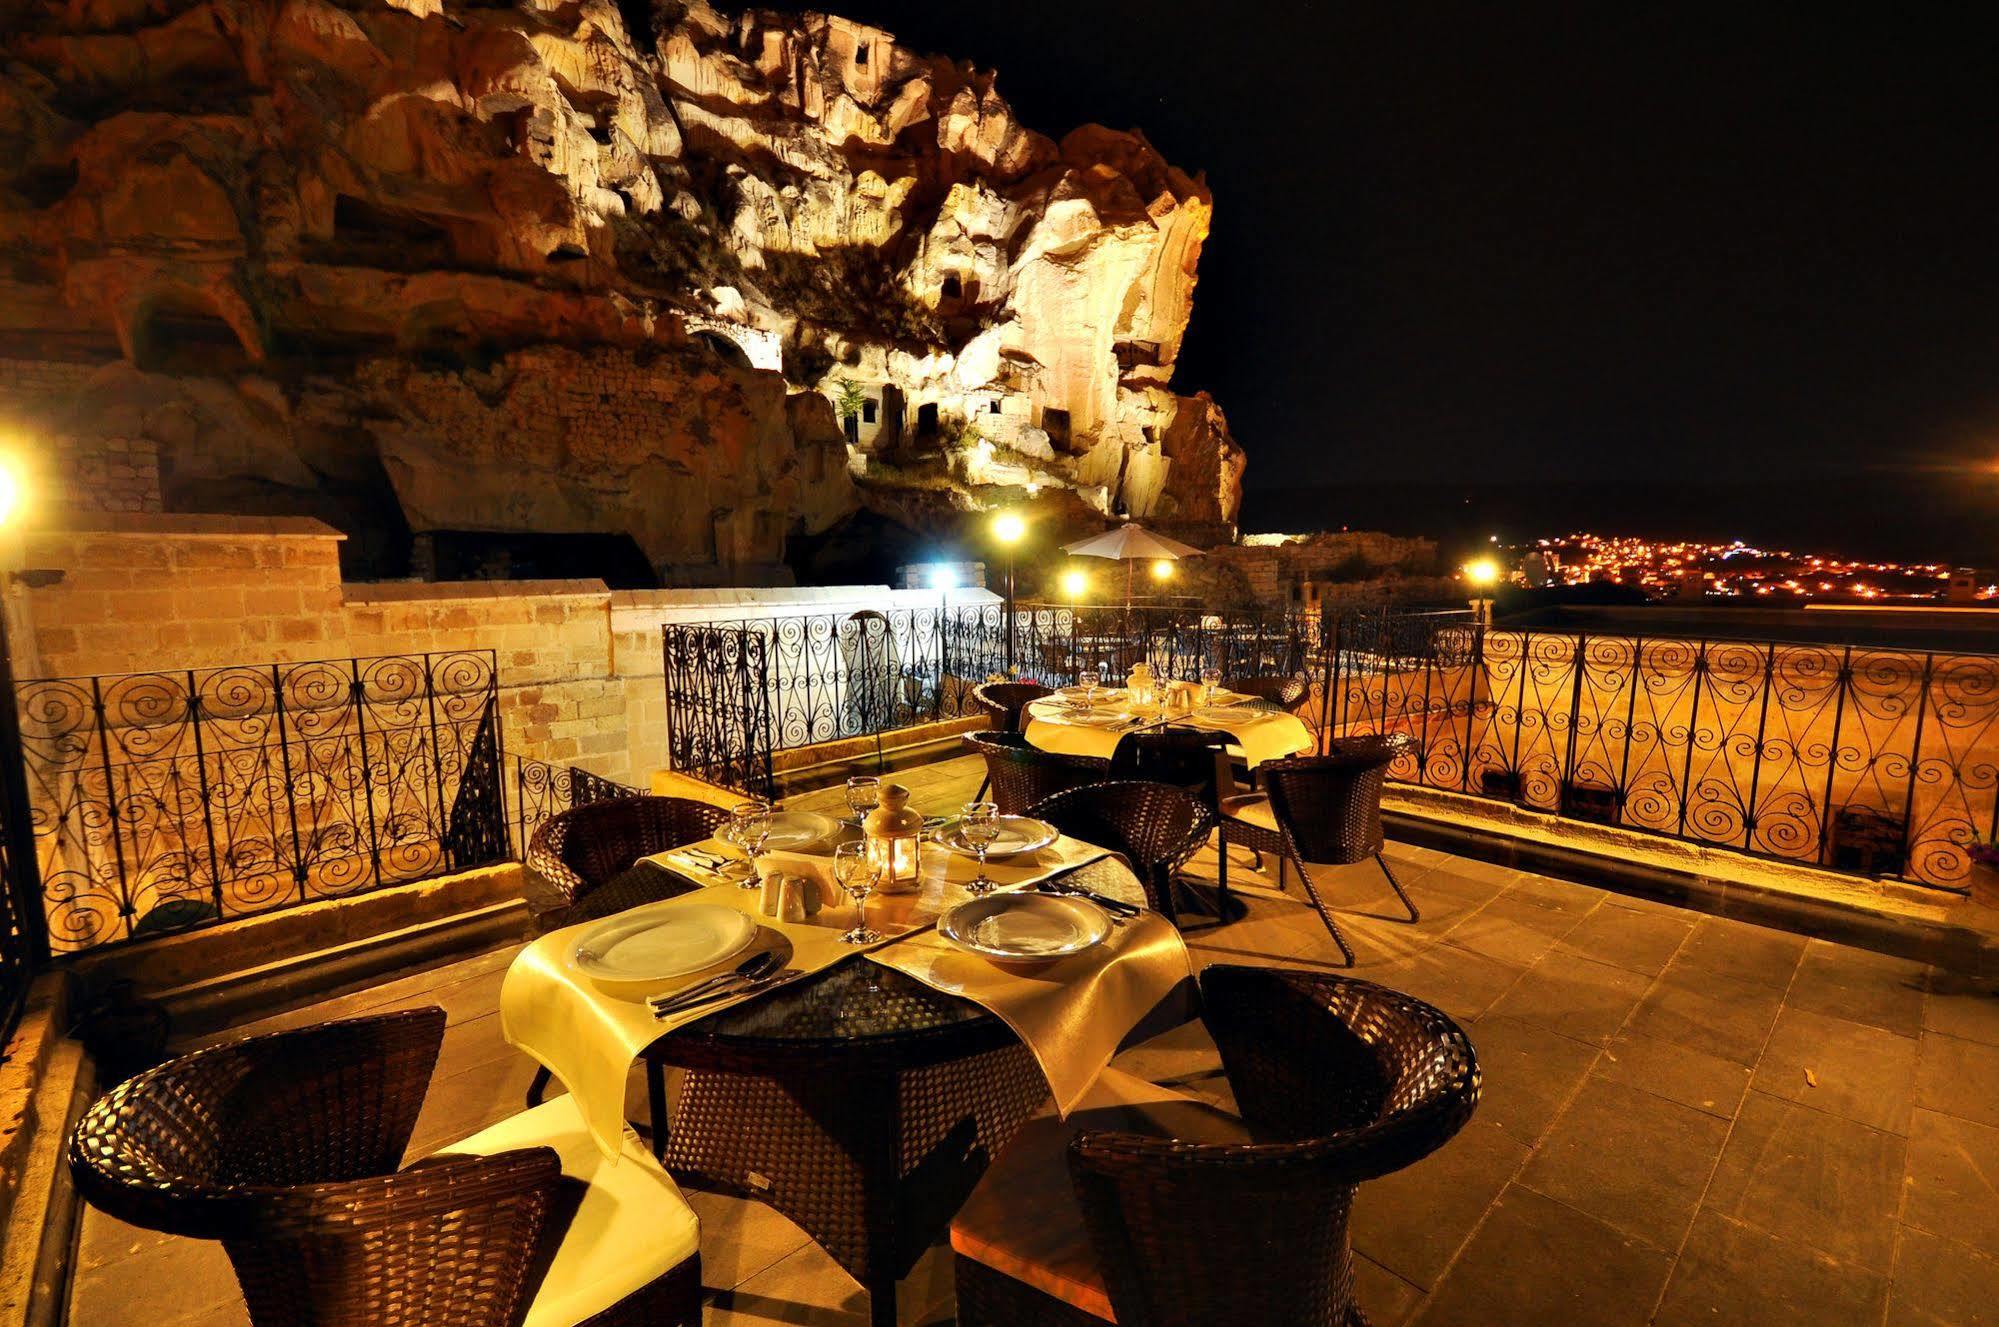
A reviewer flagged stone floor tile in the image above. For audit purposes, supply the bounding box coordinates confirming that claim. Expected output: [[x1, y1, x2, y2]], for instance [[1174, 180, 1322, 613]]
[[65, 1229, 243, 1326], [1351, 1253, 1425, 1327], [1414, 1184, 1674, 1327], [1405, 860, 1515, 908], [705, 1237, 952, 1326], [1440, 893, 1579, 967], [1888, 1225, 1999, 1327], [1351, 1119, 1530, 1290], [72, 1206, 176, 1273], [1923, 970, 1999, 1048], [1508, 872, 1606, 917], [1674, 914, 1809, 991], [1626, 961, 1786, 1066], [1554, 899, 1695, 975], [1703, 1091, 1905, 1271], [1902, 1108, 1999, 1260], [1754, 1005, 1918, 1134], [1594, 1029, 1753, 1119], [1655, 1210, 1890, 1327], [686, 1186, 815, 1291], [1464, 1015, 1602, 1147], [1374, 943, 1528, 1025], [1516, 1076, 1730, 1250], [1785, 939, 1928, 1037], [1483, 948, 1653, 1045], [1916, 1032, 1999, 1129], [405, 1048, 548, 1158]]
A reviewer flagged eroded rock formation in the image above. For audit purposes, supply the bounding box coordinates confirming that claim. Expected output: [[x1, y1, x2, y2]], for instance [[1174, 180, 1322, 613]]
[[0, 0, 1244, 576]]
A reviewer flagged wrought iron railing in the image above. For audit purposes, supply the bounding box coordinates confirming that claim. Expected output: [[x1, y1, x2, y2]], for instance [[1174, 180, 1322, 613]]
[[1324, 618, 1999, 891], [511, 755, 643, 856], [18, 651, 509, 955]]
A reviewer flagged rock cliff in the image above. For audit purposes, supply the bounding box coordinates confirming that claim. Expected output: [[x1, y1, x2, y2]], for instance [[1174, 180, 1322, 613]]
[[0, 0, 1244, 577]]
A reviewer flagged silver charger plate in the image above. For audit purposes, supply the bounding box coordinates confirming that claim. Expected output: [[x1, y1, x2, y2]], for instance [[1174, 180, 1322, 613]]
[[934, 815, 1059, 859], [939, 893, 1111, 963]]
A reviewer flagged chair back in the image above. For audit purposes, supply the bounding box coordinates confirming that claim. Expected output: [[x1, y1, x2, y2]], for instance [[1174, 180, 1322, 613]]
[[1028, 780, 1213, 916], [1224, 675, 1310, 713], [965, 730, 1110, 816], [970, 681, 1053, 732], [68, 1009, 566, 1327], [1258, 735, 1411, 865], [1108, 727, 1232, 809], [525, 795, 731, 907], [1067, 965, 1479, 1327]]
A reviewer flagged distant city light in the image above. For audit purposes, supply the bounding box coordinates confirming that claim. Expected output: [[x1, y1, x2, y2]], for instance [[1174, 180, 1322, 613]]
[[1511, 532, 1971, 603]]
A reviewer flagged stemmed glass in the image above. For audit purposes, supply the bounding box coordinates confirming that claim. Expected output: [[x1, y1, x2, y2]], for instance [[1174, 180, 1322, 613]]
[[725, 800, 772, 889], [1200, 664, 1223, 706], [1079, 665, 1101, 708], [961, 801, 1002, 895], [844, 775, 880, 826], [832, 842, 882, 944]]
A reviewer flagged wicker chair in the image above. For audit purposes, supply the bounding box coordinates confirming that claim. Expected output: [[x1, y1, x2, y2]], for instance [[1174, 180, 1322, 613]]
[[952, 964, 1481, 1327], [1029, 781, 1214, 927], [1224, 674, 1311, 713], [1218, 736, 1418, 965], [966, 730, 1112, 817], [1108, 727, 1232, 808], [968, 681, 1056, 799], [67, 1008, 702, 1327], [524, 795, 730, 926]]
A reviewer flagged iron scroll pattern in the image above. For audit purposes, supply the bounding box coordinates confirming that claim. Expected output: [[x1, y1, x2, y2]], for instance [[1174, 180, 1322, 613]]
[[19, 651, 508, 955], [662, 623, 775, 799], [510, 757, 644, 857], [1324, 620, 1999, 891]]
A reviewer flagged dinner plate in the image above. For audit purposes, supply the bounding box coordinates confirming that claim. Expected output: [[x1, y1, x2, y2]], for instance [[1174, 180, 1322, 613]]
[[571, 902, 758, 987], [1058, 709, 1135, 729], [934, 815, 1059, 859], [1193, 706, 1253, 725], [759, 810, 840, 851], [940, 893, 1111, 963]]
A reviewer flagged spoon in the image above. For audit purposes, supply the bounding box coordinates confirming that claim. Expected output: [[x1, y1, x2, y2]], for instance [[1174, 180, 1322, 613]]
[[647, 949, 782, 1014]]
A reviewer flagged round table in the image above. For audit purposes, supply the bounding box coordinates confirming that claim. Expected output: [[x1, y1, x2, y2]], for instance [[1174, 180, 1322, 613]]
[[622, 855, 1177, 1327], [1023, 694, 1316, 768]]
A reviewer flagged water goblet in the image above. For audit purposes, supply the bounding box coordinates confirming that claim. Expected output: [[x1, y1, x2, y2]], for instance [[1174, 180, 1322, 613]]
[[832, 841, 882, 944], [1200, 664, 1222, 706], [844, 775, 880, 825], [727, 800, 772, 889], [1079, 665, 1101, 708], [961, 801, 1001, 895]]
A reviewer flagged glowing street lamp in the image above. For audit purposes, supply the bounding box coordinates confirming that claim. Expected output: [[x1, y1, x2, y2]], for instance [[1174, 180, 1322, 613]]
[[1149, 558, 1174, 584], [1060, 568, 1089, 601], [1462, 557, 1501, 628], [991, 511, 1026, 670]]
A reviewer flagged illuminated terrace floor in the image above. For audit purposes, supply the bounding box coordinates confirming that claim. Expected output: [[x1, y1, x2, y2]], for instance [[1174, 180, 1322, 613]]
[[65, 754, 1999, 1326]]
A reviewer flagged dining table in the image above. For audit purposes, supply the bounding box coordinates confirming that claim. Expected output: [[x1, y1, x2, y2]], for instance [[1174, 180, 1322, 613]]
[[500, 816, 1197, 1327], [1023, 687, 1317, 768]]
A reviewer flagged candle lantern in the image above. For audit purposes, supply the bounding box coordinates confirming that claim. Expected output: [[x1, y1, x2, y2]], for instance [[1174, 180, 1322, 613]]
[[862, 782, 924, 894]]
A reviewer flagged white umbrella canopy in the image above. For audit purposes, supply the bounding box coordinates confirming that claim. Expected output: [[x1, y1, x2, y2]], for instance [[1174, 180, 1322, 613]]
[[1061, 522, 1206, 605]]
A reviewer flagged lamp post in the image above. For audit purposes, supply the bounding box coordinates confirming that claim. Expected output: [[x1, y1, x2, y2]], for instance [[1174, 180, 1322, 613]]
[[1462, 556, 1501, 629], [1059, 567, 1088, 683], [0, 453, 44, 980], [991, 511, 1025, 672], [928, 563, 957, 720]]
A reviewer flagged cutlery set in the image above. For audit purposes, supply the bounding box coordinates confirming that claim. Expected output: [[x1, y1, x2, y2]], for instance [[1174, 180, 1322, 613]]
[[646, 949, 792, 1018]]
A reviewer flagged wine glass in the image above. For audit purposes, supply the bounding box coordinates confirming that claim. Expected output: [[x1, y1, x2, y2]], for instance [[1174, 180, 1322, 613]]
[[1079, 665, 1101, 707], [961, 801, 1001, 895], [844, 775, 880, 825], [726, 800, 771, 889], [1200, 664, 1222, 706], [832, 842, 882, 944]]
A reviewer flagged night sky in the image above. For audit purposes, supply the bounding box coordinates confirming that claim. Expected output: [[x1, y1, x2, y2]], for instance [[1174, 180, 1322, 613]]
[[839, 0, 1999, 563]]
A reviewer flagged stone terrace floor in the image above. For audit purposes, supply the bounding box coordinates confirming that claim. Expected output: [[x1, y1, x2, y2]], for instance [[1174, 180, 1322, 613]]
[[65, 754, 1999, 1327]]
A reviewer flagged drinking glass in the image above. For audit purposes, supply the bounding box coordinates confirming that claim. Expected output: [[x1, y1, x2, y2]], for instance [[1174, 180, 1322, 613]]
[[961, 801, 1001, 895], [832, 842, 882, 944], [844, 775, 880, 825], [727, 800, 771, 889], [1200, 665, 1222, 705], [1079, 665, 1101, 707]]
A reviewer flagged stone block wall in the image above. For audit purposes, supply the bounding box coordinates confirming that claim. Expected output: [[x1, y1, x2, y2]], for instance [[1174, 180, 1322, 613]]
[[0, 358, 165, 516]]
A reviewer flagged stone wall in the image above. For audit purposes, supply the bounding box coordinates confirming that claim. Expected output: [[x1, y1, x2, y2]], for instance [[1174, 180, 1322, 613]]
[[1175, 531, 1452, 609], [0, 358, 163, 516]]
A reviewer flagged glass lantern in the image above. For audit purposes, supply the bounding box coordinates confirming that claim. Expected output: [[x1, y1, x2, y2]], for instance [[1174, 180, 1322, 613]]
[[862, 782, 924, 894]]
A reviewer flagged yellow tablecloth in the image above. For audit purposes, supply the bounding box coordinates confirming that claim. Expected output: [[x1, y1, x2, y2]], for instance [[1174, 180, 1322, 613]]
[[501, 831, 1124, 1159], [1024, 695, 1314, 767]]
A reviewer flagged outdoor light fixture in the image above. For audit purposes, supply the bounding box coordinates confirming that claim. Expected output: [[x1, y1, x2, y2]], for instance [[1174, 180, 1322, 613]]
[[1061, 568, 1089, 600], [1463, 557, 1501, 629], [1149, 559, 1174, 582], [927, 563, 959, 591], [0, 454, 24, 529], [991, 511, 1026, 668], [991, 511, 1026, 545]]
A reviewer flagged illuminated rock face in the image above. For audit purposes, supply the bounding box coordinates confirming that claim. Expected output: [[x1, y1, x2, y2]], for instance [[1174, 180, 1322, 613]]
[[0, 0, 1242, 573]]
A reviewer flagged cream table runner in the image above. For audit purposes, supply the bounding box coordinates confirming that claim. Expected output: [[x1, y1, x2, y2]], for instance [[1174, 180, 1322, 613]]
[[1024, 694, 1315, 768], [502, 831, 1119, 1159]]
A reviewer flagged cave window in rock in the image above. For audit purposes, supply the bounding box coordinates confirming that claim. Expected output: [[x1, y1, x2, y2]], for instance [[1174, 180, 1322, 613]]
[[327, 194, 454, 271], [941, 275, 961, 301], [988, 399, 1002, 415], [855, 42, 870, 67], [1042, 407, 1071, 448], [130, 295, 250, 375], [862, 400, 878, 424], [694, 330, 754, 370], [916, 402, 939, 437]]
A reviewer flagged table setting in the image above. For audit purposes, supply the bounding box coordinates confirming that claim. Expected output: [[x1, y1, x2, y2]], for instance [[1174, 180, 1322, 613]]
[[500, 781, 1193, 1159], [1024, 661, 1316, 767]]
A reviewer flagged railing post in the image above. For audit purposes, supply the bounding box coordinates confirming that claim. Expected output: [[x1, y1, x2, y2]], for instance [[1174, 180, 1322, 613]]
[[1615, 636, 1643, 826], [271, 663, 307, 896], [184, 673, 225, 921], [1742, 644, 1778, 851], [1817, 646, 1853, 869], [1561, 633, 1588, 812], [1897, 652, 1933, 879], [421, 652, 451, 859], [1677, 642, 1707, 839], [1321, 608, 1340, 756], [349, 661, 384, 890], [88, 675, 133, 930]]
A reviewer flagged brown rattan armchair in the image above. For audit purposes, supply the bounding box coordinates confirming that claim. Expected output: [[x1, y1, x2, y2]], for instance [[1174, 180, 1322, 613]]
[[523, 795, 730, 926], [1218, 736, 1418, 965], [966, 730, 1112, 817], [967, 680, 1056, 799], [1224, 674, 1311, 713], [1029, 780, 1214, 927], [952, 965, 1481, 1327], [67, 1008, 702, 1327]]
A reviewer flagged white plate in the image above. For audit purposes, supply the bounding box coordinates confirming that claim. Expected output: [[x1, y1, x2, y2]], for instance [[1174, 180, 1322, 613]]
[[1193, 706, 1254, 725], [571, 902, 758, 987], [759, 810, 840, 852], [935, 816, 1059, 859], [1059, 709, 1136, 729], [940, 893, 1111, 963]]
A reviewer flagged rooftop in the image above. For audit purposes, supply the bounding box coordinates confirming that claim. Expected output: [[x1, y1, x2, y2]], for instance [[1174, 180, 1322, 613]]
[[59, 754, 1999, 1327]]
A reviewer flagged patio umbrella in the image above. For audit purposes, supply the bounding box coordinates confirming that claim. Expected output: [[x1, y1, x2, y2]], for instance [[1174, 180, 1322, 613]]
[[1062, 522, 1205, 606]]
